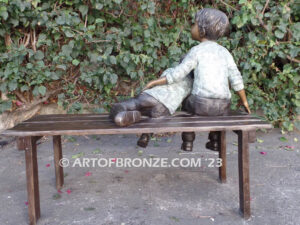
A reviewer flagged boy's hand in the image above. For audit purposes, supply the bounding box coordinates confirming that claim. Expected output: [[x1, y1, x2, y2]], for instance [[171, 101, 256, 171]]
[[237, 99, 251, 114], [236, 89, 251, 114], [243, 101, 251, 114], [142, 77, 168, 92], [142, 82, 154, 91]]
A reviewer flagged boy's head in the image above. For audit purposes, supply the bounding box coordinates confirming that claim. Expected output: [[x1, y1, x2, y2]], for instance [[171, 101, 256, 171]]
[[191, 8, 229, 41]]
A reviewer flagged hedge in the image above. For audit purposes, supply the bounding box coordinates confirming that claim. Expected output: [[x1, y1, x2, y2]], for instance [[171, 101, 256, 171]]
[[0, 0, 299, 130]]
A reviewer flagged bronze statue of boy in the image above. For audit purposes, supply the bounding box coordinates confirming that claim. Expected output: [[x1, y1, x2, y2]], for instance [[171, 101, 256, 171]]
[[110, 8, 251, 151]]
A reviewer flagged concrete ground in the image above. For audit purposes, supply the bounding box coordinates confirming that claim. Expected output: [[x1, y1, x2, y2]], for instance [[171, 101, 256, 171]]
[[0, 129, 299, 225]]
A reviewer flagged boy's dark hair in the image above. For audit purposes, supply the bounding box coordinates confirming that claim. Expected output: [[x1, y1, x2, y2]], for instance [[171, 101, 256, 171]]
[[195, 8, 230, 40]]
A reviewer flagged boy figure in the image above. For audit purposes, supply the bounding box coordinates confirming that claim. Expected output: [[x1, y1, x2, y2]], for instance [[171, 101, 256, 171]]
[[143, 8, 251, 151], [109, 57, 193, 148]]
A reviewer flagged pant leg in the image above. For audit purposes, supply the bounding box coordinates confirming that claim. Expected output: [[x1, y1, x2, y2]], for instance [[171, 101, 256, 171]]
[[134, 93, 170, 147], [137, 93, 170, 118], [150, 102, 171, 118], [190, 95, 231, 116], [109, 92, 167, 120], [181, 95, 196, 149], [188, 95, 231, 151], [183, 94, 196, 114], [109, 97, 139, 120]]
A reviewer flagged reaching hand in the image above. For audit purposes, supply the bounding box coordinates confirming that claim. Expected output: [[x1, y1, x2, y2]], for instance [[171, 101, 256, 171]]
[[236, 89, 251, 114], [237, 99, 251, 114], [243, 101, 251, 114], [142, 82, 153, 92], [142, 77, 168, 92]]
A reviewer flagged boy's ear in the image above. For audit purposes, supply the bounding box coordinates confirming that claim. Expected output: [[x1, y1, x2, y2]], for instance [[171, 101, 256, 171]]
[[198, 26, 206, 38]]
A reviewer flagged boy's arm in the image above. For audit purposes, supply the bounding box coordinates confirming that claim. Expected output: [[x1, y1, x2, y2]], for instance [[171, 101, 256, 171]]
[[143, 47, 198, 90], [226, 52, 251, 114], [142, 68, 174, 91], [142, 77, 167, 91]]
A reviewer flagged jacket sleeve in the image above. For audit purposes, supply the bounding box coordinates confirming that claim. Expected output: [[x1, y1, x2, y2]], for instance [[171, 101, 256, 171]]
[[160, 68, 174, 78], [226, 52, 244, 91], [163, 46, 198, 84]]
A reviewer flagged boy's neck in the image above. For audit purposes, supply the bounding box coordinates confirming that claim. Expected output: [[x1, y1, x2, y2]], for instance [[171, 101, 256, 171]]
[[200, 37, 213, 42]]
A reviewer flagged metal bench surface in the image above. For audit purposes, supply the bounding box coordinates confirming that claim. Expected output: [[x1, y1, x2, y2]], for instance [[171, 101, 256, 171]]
[[1, 112, 272, 136]]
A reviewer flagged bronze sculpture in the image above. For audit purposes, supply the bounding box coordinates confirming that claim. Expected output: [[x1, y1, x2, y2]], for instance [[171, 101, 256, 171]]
[[110, 8, 251, 151]]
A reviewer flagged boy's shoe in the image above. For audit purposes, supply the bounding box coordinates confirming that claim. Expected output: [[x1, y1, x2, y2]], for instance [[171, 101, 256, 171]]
[[205, 131, 220, 151], [137, 133, 150, 148], [181, 132, 195, 151], [109, 104, 126, 120], [114, 111, 141, 127], [181, 141, 193, 151], [205, 141, 219, 151]]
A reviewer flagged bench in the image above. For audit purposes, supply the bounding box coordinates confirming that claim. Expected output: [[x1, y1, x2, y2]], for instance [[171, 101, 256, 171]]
[[0, 111, 272, 225]]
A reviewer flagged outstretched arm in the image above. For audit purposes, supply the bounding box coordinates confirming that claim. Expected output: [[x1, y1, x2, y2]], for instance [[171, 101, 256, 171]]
[[142, 77, 167, 91], [143, 46, 199, 91], [226, 52, 251, 114], [237, 89, 251, 114]]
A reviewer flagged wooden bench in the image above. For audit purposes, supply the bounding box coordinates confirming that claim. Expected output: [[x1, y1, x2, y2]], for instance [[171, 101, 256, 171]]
[[0, 111, 272, 225]]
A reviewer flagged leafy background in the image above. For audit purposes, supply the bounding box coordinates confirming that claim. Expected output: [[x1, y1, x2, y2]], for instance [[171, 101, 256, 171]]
[[0, 0, 299, 130]]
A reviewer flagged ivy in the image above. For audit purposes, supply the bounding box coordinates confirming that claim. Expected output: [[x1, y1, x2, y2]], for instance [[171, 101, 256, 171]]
[[0, 0, 299, 130]]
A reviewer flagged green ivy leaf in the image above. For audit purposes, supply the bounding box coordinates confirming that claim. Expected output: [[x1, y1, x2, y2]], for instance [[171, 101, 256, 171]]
[[95, 18, 104, 24], [279, 137, 288, 142], [138, 150, 143, 156], [109, 73, 118, 84], [0, 6, 8, 20], [55, 16, 65, 25], [8, 81, 17, 91], [144, 30, 150, 38], [72, 152, 84, 159], [72, 59, 80, 66], [38, 86, 47, 96], [79, 5, 88, 17], [275, 30, 285, 39], [256, 138, 264, 143], [21, 85, 29, 91], [65, 30, 75, 38], [95, 3, 103, 10], [34, 50, 44, 60], [110, 56, 117, 64]]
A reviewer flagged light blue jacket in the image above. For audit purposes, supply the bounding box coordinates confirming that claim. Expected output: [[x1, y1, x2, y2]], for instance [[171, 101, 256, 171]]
[[164, 40, 244, 99], [143, 69, 193, 115]]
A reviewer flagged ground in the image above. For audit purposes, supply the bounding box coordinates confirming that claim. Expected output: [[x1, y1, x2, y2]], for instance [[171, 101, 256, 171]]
[[0, 129, 299, 225]]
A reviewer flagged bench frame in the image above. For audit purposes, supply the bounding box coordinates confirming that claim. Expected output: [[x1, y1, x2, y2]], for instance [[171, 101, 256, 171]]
[[18, 129, 251, 225]]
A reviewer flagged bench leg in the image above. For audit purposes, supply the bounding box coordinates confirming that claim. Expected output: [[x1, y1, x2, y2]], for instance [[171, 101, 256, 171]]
[[17, 136, 43, 151], [53, 135, 64, 190], [237, 130, 251, 219], [233, 130, 256, 143], [218, 131, 226, 183], [17, 137, 26, 151], [24, 136, 41, 225]]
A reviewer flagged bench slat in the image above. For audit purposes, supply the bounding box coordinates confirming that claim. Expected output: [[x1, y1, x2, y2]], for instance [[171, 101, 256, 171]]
[[1, 119, 272, 136], [21, 116, 263, 124], [23, 111, 251, 122]]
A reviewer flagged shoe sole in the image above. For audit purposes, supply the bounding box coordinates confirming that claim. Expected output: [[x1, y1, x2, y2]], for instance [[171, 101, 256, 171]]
[[114, 111, 141, 127]]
